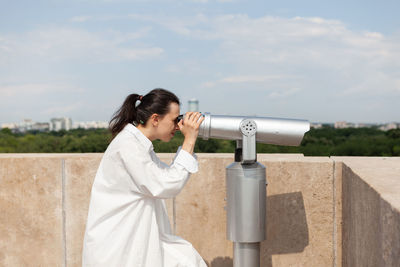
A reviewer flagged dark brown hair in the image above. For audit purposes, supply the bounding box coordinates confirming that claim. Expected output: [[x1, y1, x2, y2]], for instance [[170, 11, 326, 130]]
[[109, 88, 180, 139]]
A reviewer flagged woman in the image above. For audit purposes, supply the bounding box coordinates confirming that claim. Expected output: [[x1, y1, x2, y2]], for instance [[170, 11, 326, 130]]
[[82, 88, 207, 266]]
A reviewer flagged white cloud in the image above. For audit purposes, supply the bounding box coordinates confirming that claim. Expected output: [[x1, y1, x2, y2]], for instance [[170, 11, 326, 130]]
[[201, 81, 216, 88], [70, 16, 93, 22], [127, 13, 209, 36], [41, 102, 84, 115], [123, 13, 399, 70], [268, 87, 301, 98], [219, 75, 287, 83], [159, 14, 400, 99], [165, 65, 181, 73], [0, 26, 161, 65], [200, 74, 297, 91], [0, 83, 83, 97]]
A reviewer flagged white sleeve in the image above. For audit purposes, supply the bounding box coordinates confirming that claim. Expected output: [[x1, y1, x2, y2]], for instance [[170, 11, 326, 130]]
[[118, 145, 198, 199], [172, 146, 198, 173]]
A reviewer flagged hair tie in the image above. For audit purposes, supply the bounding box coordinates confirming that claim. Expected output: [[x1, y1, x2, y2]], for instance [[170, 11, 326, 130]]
[[135, 95, 143, 108]]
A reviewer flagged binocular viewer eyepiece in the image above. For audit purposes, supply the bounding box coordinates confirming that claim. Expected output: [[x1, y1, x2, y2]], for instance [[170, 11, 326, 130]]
[[176, 113, 204, 124]]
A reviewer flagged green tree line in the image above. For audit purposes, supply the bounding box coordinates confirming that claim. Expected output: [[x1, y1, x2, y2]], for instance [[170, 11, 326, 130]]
[[0, 126, 399, 156]]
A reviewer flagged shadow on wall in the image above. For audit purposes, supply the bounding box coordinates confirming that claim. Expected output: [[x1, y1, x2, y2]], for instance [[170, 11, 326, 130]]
[[262, 192, 309, 266], [205, 192, 309, 267], [205, 256, 233, 267]]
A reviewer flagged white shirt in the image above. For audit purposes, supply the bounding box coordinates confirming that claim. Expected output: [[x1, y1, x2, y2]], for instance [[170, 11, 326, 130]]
[[82, 123, 207, 267]]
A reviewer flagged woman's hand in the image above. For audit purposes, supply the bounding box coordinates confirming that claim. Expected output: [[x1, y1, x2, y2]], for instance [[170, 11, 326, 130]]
[[178, 112, 205, 154]]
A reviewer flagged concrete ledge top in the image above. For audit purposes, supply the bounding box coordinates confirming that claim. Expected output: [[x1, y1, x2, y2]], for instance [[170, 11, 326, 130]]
[[0, 153, 336, 163], [159, 153, 313, 160], [332, 157, 400, 212], [0, 153, 104, 158], [258, 154, 332, 162]]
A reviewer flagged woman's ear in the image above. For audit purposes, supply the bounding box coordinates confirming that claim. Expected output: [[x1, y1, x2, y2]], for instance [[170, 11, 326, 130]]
[[150, 113, 159, 127]]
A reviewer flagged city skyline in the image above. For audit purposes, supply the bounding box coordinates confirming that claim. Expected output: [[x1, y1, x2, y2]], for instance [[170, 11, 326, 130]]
[[1, 0, 399, 125], [2, 115, 398, 129]]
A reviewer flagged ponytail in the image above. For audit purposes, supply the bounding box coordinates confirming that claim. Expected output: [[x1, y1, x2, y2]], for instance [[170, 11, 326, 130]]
[[109, 88, 180, 140], [109, 94, 141, 139]]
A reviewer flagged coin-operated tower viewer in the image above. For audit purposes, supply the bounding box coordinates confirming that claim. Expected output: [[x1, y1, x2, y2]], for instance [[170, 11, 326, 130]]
[[196, 113, 310, 267]]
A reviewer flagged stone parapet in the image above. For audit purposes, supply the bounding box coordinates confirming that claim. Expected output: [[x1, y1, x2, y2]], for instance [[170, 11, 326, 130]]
[[0, 154, 399, 266], [332, 157, 400, 267]]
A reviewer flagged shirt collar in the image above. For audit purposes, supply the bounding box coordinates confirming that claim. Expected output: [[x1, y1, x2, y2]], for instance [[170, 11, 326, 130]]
[[123, 123, 154, 151]]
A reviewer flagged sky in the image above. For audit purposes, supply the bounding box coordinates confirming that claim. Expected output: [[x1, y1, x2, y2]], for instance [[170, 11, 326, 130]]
[[1, 0, 399, 124]]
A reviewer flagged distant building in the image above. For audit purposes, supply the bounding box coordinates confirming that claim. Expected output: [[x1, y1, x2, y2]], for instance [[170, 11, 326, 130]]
[[1, 118, 110, 132], [73, 121, 109, 129], [332, 121, 399, 131], [32, 122, 50, 132], [50, 117, 73, 131], [6, 119, 35, 133], [355, 123, 368, 128], [188, 99, 199, 112], [1, 122, 18, 132], [334, 121, 356, 129], [20, 119, 34, 132], [379, 123, 398, 131], [1, 119, 46, 133], [311, 123, 323, 129], [335, 121, 346, 129]]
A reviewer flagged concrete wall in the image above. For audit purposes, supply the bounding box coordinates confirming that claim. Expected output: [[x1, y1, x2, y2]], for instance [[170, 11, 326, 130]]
[[333, 157, 400, 267], [0, 154, 399, 267]]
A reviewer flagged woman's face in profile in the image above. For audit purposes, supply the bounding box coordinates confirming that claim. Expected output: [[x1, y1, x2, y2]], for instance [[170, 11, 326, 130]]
[[156, 102, 180, 142]]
